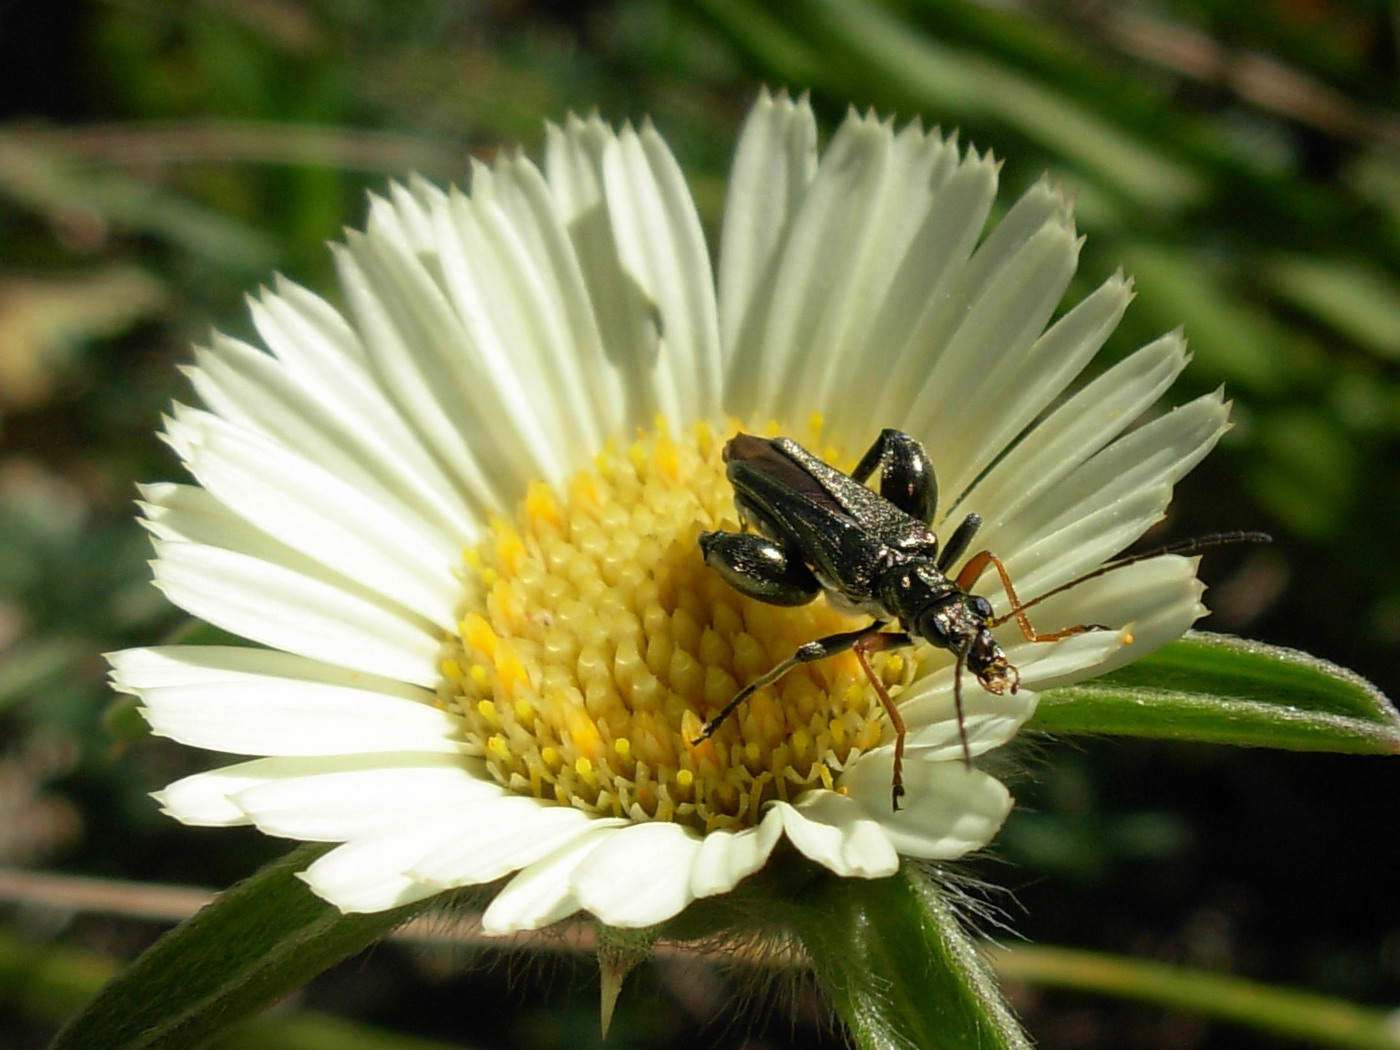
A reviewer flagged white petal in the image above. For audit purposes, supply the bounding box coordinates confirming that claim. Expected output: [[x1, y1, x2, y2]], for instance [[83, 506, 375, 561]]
[[150, 539, 441, 687], [425, 183, 585, 479], [255, 274, 370, 370], [480, 826, 621, 934], [299, 813, 470, 912], [410, 797, 619, 888], [144, 437, 470, 632], [109, 645, 431, 702], [569, 821, 704, 927], [373, 178, 447, 256], [154, 761, 272, 826], [140, 477, 316, 568], [901, 680, 1038, 758], [154, 756, 487, 828], [857, 180, 1065, 442], [960, 177, 1071, 287], [832, 144, 1001, 449], [189, 327, 475, 546], [252, 279, 483, 538], [688, 808, 785, 898], [842, 753, 1012, 859], [772, 792, 899, 878], [613, 119, 722, 420], [903, 210, 1081, 496], [400, 168, 613, 479], [603, 120, 722, 422], [927, 271, 1134, 502], [131, 665, 463, 757], [718, 88, 817, 357], [950, 331, 1189, 533], [1004, 630, 1127, 691], [1010, 554, 1205, 689], [333, 235, 519, 510], [991, 393, 1228, 594], [166, 408, 460, 627], [730, 109, 903, 421], [786, 121, 997, 435], [234, 755, 501, 841], [544, 114, 669, 428], [470, 154, 623, 443]]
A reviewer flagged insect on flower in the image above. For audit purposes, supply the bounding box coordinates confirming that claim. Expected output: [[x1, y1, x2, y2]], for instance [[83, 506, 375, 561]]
[[110, 92, 1266, 932], [694, 430, 1269, 811]]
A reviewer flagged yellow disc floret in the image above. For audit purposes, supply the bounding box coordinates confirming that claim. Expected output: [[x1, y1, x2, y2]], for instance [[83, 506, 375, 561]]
[[439, 423, 911, 832]]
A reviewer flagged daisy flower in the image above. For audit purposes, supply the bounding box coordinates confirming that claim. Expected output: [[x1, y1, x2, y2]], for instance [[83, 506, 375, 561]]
[[109, 90, 1225, 934]]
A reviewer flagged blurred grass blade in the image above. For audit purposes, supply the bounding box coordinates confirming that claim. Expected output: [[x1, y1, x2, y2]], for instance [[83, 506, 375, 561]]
[[788, 863, 1031, 1050], [1264, 254, 1400, 362], [990, 944, 1400, 1050], [0, 926, 472, 1050], [1116, 240, 1290, 395], [692, 0, 1204, 209], [689, 0, 825, 86], [0, 135, 275, 272], [51, 845, 437, 1050], [1032, 632, 1399, 752], [1250, 406, 1359, 540]]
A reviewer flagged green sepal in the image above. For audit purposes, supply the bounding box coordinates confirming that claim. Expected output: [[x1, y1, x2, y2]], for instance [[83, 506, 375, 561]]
[[594, 922, 661, 1037], [1031, 632, 1399, 753], [786, 861, 1031, 1050], [50, 844, 444, 1050]]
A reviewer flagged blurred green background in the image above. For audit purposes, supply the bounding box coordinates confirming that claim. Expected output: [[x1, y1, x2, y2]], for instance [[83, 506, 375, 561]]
[[1, 1, 1397, 1048]]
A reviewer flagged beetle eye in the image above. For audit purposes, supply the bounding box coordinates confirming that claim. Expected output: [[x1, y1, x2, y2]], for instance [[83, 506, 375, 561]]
[[969, 595, 994, 621]]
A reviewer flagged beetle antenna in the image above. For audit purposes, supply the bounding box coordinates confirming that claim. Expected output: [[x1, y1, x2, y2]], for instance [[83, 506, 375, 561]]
[[954, 643, 972, 768], [996, 531, 1271, 625]]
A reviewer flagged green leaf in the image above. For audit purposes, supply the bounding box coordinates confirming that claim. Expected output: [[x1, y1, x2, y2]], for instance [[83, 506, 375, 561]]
[[51, 845, 443, 1050], [1031, 632, 1400, 753], [785, 862, 1031, 1050]]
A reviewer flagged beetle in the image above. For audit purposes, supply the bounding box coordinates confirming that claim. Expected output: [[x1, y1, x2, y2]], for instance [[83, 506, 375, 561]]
[[693, 430, 1268, 811]]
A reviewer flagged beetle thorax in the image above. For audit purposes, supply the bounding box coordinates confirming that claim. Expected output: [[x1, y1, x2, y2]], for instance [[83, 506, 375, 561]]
[[887, 566, 1020, 697], [873, 559, 957, 626]]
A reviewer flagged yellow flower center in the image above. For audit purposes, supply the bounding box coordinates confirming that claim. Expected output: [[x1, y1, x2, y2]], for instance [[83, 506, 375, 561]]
[[438, 422, 912, 833]]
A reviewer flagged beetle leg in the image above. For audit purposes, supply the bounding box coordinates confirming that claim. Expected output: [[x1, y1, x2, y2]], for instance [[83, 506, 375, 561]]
[[692, 624, 916, 812], [699, 531, 822, 607], [852, 629, 917, 810], [936, 512, 982, 573], [959, 550, 1112, 642], [850, 428, 939, 526], [692, 624, 885, 742]]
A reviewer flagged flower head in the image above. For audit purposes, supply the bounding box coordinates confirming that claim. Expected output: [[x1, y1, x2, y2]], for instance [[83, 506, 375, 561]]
[[110, 91, 1225, 933]]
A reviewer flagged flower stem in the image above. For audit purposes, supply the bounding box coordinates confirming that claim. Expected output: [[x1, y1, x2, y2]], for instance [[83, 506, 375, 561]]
[[786, 861, 1031, 1050]]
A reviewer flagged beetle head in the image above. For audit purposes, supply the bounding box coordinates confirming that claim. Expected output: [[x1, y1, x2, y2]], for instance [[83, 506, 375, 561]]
[[913, 590, 1020, 696]]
